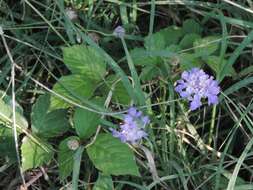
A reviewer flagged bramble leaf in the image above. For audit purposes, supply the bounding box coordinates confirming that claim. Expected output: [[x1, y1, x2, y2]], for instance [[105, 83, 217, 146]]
[[32, 94, 70, 138], [63, 45, 106, 81], [182, 19, 202, 34], [179, 33, 201, 49], [205, 56, 236, 78], [58, 136, 80, 180], [0, 126, 16, 161], [144, 26, 183, 50], [74, 108, 100, 139], [93, 173, 114, 190], [21, 137, 53, 171], [87, 133, 140, 176], [0, 91, 28, 130], [50, 75, 94, 109], [179, 53, 202, 70], [193, 36, 220, 56]]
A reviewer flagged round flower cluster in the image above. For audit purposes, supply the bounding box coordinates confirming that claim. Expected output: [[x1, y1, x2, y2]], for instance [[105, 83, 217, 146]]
[[175, 68, 220, 110], [113, 26, 125, 38], [111, 107, 149, 144]]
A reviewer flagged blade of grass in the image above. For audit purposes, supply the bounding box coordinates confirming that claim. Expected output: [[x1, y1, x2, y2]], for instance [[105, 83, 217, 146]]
[[220, 30, 253, 81], [226, 138, 253, 190], [121, 38, 145, 105], [72, 146, 85, 190], [23, 0, 69, 46], [222, 0, 253, 15], [0, 27, 26, 186], [148, 0, 156, 36]]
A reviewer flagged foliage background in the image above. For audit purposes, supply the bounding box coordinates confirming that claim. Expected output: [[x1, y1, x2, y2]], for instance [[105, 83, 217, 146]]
[[1, 0, 253, 189]]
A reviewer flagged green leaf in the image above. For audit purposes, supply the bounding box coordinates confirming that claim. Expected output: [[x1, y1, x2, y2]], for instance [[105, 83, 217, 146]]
[[87, 133, 140, 176], [0, 126, 16, 160], [144, 26, 183, 50], [0, 92, 28, 130], [179, 33, 201, 49], [21, 137, 53, 171], [166, 44, 181, 52], [33, 110, 70, 138], [205, 56, 236, 77], [130, 48, 162, 66], [160, 26, 183, 47], [182, 19, 202, 34], [140, 65, 161, 82], [63, 45, 106, 81], [73, 107, 100, 139], [93, 173, 114, 190], [193, 36, 220, 56], [32, 94, 70, 138], [58, 136, 80, 180], [50, 75, 94, 109], [144, 32, 166, 51], [104, 75, 131, 105], [179, 53, 202, 70]]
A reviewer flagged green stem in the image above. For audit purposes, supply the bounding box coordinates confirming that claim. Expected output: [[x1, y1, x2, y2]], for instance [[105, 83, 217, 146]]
[[121, 38, 145, 105], [72, 146, 85, 190], [208, 105, 217, 146]]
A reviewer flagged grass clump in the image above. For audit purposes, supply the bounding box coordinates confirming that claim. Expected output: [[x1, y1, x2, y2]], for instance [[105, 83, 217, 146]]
[[0, 0, 253, 189]]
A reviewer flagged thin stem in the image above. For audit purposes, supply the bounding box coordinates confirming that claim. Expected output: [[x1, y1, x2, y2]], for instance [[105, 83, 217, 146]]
[[0, 27, 26, 186], [208, 105, 217, 146]]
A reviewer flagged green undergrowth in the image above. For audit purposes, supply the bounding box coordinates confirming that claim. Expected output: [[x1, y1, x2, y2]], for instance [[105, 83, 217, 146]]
[[1, 0, 253, 189]]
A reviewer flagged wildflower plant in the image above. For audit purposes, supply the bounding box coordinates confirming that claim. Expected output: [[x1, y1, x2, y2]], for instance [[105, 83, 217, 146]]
[[111, 107, 149, 144], [175, 68, 220, 110], [4, 2, 251, 187]]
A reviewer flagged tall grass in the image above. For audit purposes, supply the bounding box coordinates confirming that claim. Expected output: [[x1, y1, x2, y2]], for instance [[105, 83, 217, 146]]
[[0, 0, 253, 189]]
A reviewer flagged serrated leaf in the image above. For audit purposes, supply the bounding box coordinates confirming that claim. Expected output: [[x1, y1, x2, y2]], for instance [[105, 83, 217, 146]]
[[21, 137, 53, 171], [73, 108, 100, 139], [182, 19, 202, 34], [179, 33, 201, 49], [87, 133, 140, 176], [63, 45, 106, 81], [140, 65, 160, 82], [103, 75, 131, 105], [160, 26, 183, 47], [0, 126, 16, 160], [166, 44, 182, 52], [32, 94, 70, 138], [33, 110, 70, 138], [205, 56, 236, 77], [0, 92, 28, 130], [179, 53, 202, 70], [193, 36, 220, 56], [144, 32, 166, 51], [93, 173, 114, 190], [130, 48, 162, 66], [50, 75, 94, 109], [144, 26, 183, 50], [58, 136, 80, 180]]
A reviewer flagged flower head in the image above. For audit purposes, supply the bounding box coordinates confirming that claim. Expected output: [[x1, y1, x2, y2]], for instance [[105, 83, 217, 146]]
[[111, 107, 149, 144], [66, 8, 78, 21], [113, 26, 125, 38], [175, 68, 220, 110]]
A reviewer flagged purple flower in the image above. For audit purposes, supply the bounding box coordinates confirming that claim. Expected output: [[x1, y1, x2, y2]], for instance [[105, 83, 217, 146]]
[[113, 26, 125, 38], [175, 68, 220, 111], [111, 107, 149, 144]]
